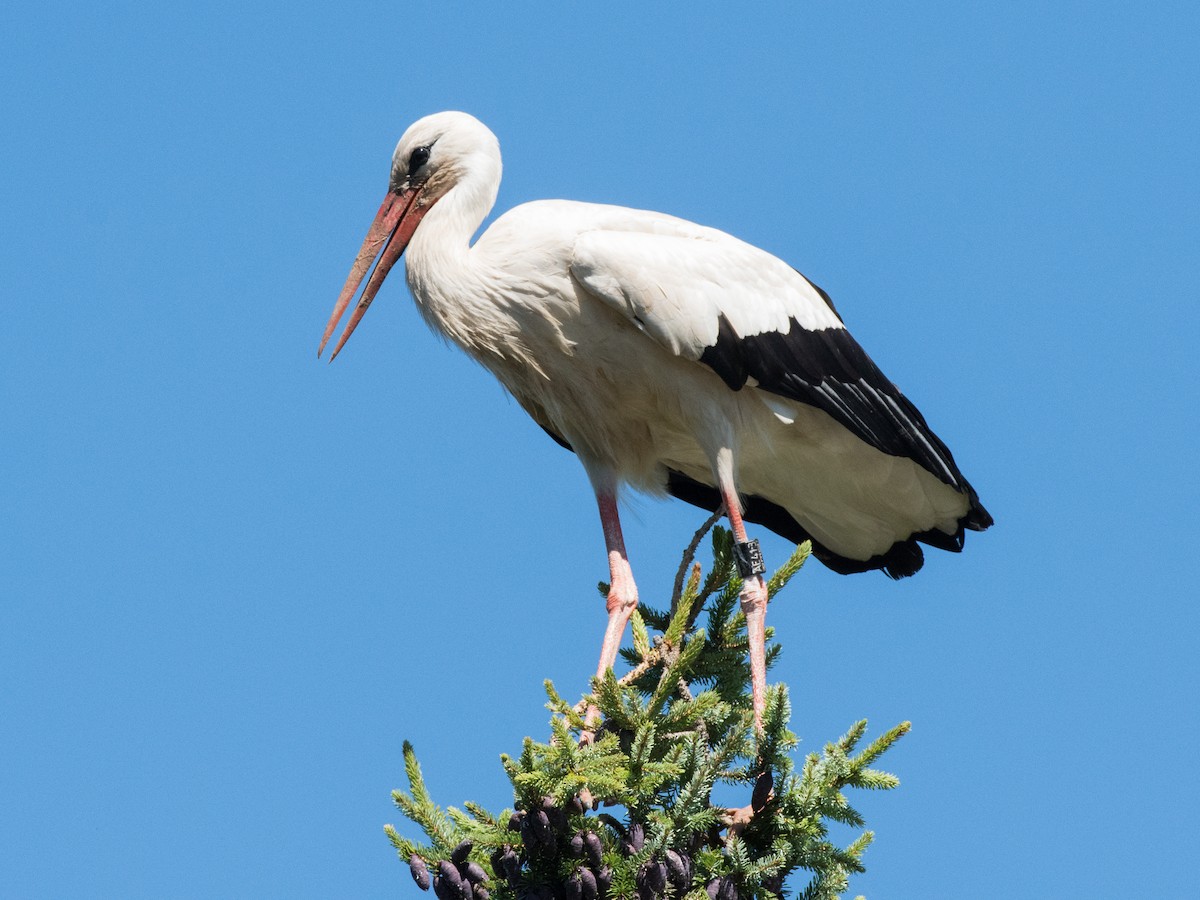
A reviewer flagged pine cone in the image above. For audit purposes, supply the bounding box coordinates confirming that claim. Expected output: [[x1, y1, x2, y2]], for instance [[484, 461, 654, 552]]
[[751, 771, 773, 812], [622, 823, 645, 856], [568, 832, 585, 857], [583, 831, 604, 869], [595, 865, 613, 894], [461, 862, 488, 886], [409, 855, 431, 891], [577, 866, 598, 900], [663, 850, 689, 892]]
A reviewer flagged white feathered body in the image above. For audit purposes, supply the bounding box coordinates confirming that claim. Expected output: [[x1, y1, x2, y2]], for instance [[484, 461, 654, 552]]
[[405, 186, 973, 565]]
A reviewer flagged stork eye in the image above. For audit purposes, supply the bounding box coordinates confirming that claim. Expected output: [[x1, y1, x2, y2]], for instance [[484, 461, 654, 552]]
[[408, 145, 432, 176]]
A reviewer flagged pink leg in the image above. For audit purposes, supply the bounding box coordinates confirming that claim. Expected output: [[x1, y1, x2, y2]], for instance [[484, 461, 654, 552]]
[[720, 482, 769, 732], [593, 490, 639, 681]]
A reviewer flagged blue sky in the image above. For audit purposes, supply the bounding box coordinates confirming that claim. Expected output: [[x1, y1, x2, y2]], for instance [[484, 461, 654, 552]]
[[2, 2, 1197, 897]]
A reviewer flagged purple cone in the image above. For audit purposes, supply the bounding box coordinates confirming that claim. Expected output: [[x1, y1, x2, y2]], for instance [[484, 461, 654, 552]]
[[461, 862, 487, 886], [664, 851, 689, 892], [583, 831, 604, 869], [578, 866, 598, 900], [409, 855, 431, 891], [751, 771, 773, 812]]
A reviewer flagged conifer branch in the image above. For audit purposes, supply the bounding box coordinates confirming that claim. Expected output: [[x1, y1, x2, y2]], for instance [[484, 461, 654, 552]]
[[671, 509, 724, 612]]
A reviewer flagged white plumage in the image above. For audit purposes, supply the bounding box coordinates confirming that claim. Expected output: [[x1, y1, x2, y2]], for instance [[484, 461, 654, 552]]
[[321, 111, 991, 726]]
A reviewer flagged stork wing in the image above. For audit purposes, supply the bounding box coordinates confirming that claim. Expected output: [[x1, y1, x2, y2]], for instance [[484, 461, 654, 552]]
[[571, 228, 842, 363], [570, 228, 982, 502]]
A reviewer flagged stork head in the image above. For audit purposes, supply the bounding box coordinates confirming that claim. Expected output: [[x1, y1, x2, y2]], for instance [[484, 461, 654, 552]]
[[319, 111, 501, 361]]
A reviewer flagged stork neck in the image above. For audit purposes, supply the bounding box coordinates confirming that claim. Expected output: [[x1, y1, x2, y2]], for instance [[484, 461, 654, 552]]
[[405, 162, 499, 302]]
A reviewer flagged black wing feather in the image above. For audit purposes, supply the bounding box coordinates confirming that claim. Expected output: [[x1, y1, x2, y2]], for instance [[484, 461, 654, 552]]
[[699, 309, 991, 534]]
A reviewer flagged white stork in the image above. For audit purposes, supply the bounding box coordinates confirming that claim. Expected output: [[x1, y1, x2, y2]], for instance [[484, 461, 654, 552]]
[[320, 111, 991, 727]]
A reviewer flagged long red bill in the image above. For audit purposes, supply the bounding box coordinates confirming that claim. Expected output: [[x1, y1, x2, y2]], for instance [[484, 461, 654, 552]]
[[319, 188, 425, 361]]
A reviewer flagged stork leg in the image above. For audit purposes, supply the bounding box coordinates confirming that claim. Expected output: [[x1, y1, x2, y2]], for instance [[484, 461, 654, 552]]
[[593, 489, 639, 683], [719, 481, 769, 732]]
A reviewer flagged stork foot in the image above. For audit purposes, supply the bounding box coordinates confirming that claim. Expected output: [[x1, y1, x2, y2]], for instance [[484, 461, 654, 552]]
[[579, 708, 601, 747], [596, 585, 638, 677], [584, 582, 636, 745], [722, 771, 774, 838], [721, 803, 756, 839]]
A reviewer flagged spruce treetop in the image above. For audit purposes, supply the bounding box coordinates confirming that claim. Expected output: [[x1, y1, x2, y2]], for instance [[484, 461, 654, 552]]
[[386, 521, 908, 900]]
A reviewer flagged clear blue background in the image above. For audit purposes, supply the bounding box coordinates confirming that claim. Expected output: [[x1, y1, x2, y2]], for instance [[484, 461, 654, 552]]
[[3, 2, 1196, 897]]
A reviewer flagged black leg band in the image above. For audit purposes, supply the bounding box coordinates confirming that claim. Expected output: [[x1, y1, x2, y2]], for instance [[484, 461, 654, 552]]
[[733, 539, 765, 578]]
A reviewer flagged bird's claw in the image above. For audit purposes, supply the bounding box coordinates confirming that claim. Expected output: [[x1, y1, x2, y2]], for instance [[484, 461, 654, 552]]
[[720, 803, 756, 842], [721, 770, 774, 839], [579, 703, 603, 746]]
